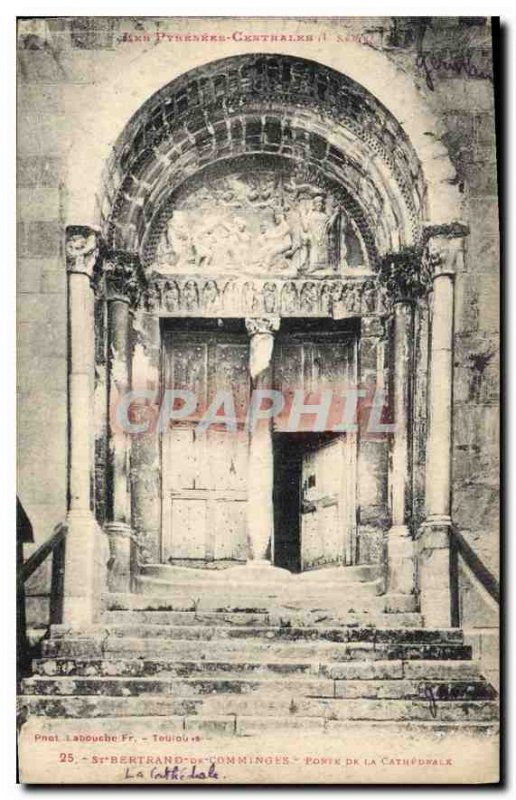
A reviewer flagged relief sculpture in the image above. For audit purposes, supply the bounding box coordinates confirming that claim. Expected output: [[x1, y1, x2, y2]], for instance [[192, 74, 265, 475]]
[[154, 170, 369, 277], [144, 275, 382, 319]]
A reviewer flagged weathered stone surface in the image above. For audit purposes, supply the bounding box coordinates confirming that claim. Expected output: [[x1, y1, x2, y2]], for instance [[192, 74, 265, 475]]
[[32, 657, 320, 679], [18, 693, 499, 722]]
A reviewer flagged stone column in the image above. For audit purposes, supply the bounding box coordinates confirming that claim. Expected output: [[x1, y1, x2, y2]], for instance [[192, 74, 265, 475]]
[[385, 300, 417, 610], [103, 255, 143, 592], [245, 317, 280, 566], [62, 227, 107, 625], [378, 251, 428, 613], [419, 225, 468, 627]]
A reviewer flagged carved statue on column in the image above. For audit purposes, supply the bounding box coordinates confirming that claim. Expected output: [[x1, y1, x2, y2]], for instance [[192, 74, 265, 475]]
[[65, 225, 99, 279]]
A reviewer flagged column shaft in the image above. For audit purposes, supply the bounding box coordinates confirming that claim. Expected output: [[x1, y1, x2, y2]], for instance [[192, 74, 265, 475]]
[[385, 302, 417, 611], [107, 298, 131, 524], [419, 227, 466, 628], [103, 255, 144, 593], [425, 274, 454, 519], [245, 317, 280, 565], [247, 365, 275, 563], [63, 227, 107, 626], [391, 302, 413, 527], [68, 271, 95, 510]]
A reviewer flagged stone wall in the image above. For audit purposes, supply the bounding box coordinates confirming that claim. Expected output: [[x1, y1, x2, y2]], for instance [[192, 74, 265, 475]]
[[17, 17, 499, 631]]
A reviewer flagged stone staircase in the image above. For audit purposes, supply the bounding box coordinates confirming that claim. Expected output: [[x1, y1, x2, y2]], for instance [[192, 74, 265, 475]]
[[19, 565, 499, 736]]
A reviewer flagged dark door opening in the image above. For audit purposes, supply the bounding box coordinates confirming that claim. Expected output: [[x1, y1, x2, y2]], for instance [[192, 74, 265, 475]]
[[273, 431, 346, 573], [273, 433, 302, 573]]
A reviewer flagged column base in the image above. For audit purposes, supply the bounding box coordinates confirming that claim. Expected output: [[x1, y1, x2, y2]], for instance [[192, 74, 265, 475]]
[[384, 525, 417, 612], [418, 518, 452, 627], [62, 510, 108, 626], [105, 522, 133, 593], [384, 592, 419, 613]]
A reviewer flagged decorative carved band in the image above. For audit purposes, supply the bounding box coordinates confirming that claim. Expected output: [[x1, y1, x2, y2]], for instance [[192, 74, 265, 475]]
[[143, 274, 388, 319], [65, 226, 99, 279], [245, 317, 281, 337]]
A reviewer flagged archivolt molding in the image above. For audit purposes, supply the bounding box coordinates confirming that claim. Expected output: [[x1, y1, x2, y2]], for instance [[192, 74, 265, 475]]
[[100, 54, 427, 261]]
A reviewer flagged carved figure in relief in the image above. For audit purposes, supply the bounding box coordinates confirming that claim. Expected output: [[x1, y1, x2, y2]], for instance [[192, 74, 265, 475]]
[[163, 280, 180, 312], [362, 280, 377, 314], [242, 281, 260, 314], [144, 283, 160, 312], [300, 281, 318, 313], [228, 217, 252, 265], [299, 195, 341, 273], [158, 213, 193, 268], [202, 279, 220, 311], [259, 211, 295, 268], [320, 282, 333, 315], [263, 282, 278, 313], [348, 282, 362, 314], [182, 279, 199, 311], [377, 284, 391, 315], [280, 281, 298, 314], [223, 280, 241, 312]]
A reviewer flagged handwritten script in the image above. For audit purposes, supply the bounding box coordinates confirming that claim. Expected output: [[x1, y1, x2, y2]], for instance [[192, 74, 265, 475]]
[[416, 53, 493, 91], [124, 762, 220, 781]]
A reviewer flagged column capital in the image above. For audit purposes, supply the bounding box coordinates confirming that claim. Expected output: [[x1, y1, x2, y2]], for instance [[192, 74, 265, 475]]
[[65, 225, 100, 279], [101, 251, 147, 308], [378, 246, 430, 304], [245, 316, 281, 337], [422, 223, 469, 279]]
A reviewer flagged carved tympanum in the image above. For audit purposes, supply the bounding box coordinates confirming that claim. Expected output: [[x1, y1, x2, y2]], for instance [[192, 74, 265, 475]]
[[153, 170, 370, 277]]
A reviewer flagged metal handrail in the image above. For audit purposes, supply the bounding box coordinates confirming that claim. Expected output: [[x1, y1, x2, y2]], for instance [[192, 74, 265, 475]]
[[18, 522, 67, 587], [450, 524, 499, 605]]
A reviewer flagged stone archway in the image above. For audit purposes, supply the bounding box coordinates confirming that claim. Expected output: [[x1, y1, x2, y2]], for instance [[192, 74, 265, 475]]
[[62, 53, 468, 628]]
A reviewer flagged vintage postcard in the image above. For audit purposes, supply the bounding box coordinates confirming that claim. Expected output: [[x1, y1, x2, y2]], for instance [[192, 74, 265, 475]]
[[17, 15, 500, 784]]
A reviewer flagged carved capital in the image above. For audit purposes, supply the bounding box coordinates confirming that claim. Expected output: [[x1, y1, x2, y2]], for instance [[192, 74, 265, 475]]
[[422, 224, 468, 279], [102, 252, 147, 308], [245, 317, 281, 337], [65, 225, 99, 279], [378, 247, 430, 304]]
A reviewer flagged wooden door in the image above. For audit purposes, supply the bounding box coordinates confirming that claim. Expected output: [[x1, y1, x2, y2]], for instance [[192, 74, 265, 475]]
[[273, 331, 357, 569], [161, 331, 250, 564], [300, 435, 357, 569]]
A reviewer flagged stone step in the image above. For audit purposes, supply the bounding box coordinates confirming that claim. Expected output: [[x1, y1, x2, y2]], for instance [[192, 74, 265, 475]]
[[41, 636, 473, 662], [48, 624, 464, 645], [236, 716, 500, 737], [103, 592, 390, 614], [101, 609, 425, 628], [32, 656, 484, 681], [18, 713, 499, 738], [21, 675, 496, 701], [140, 564, 382, 583], [133, 577, 384, 605], [18, 693, 499, 722]]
